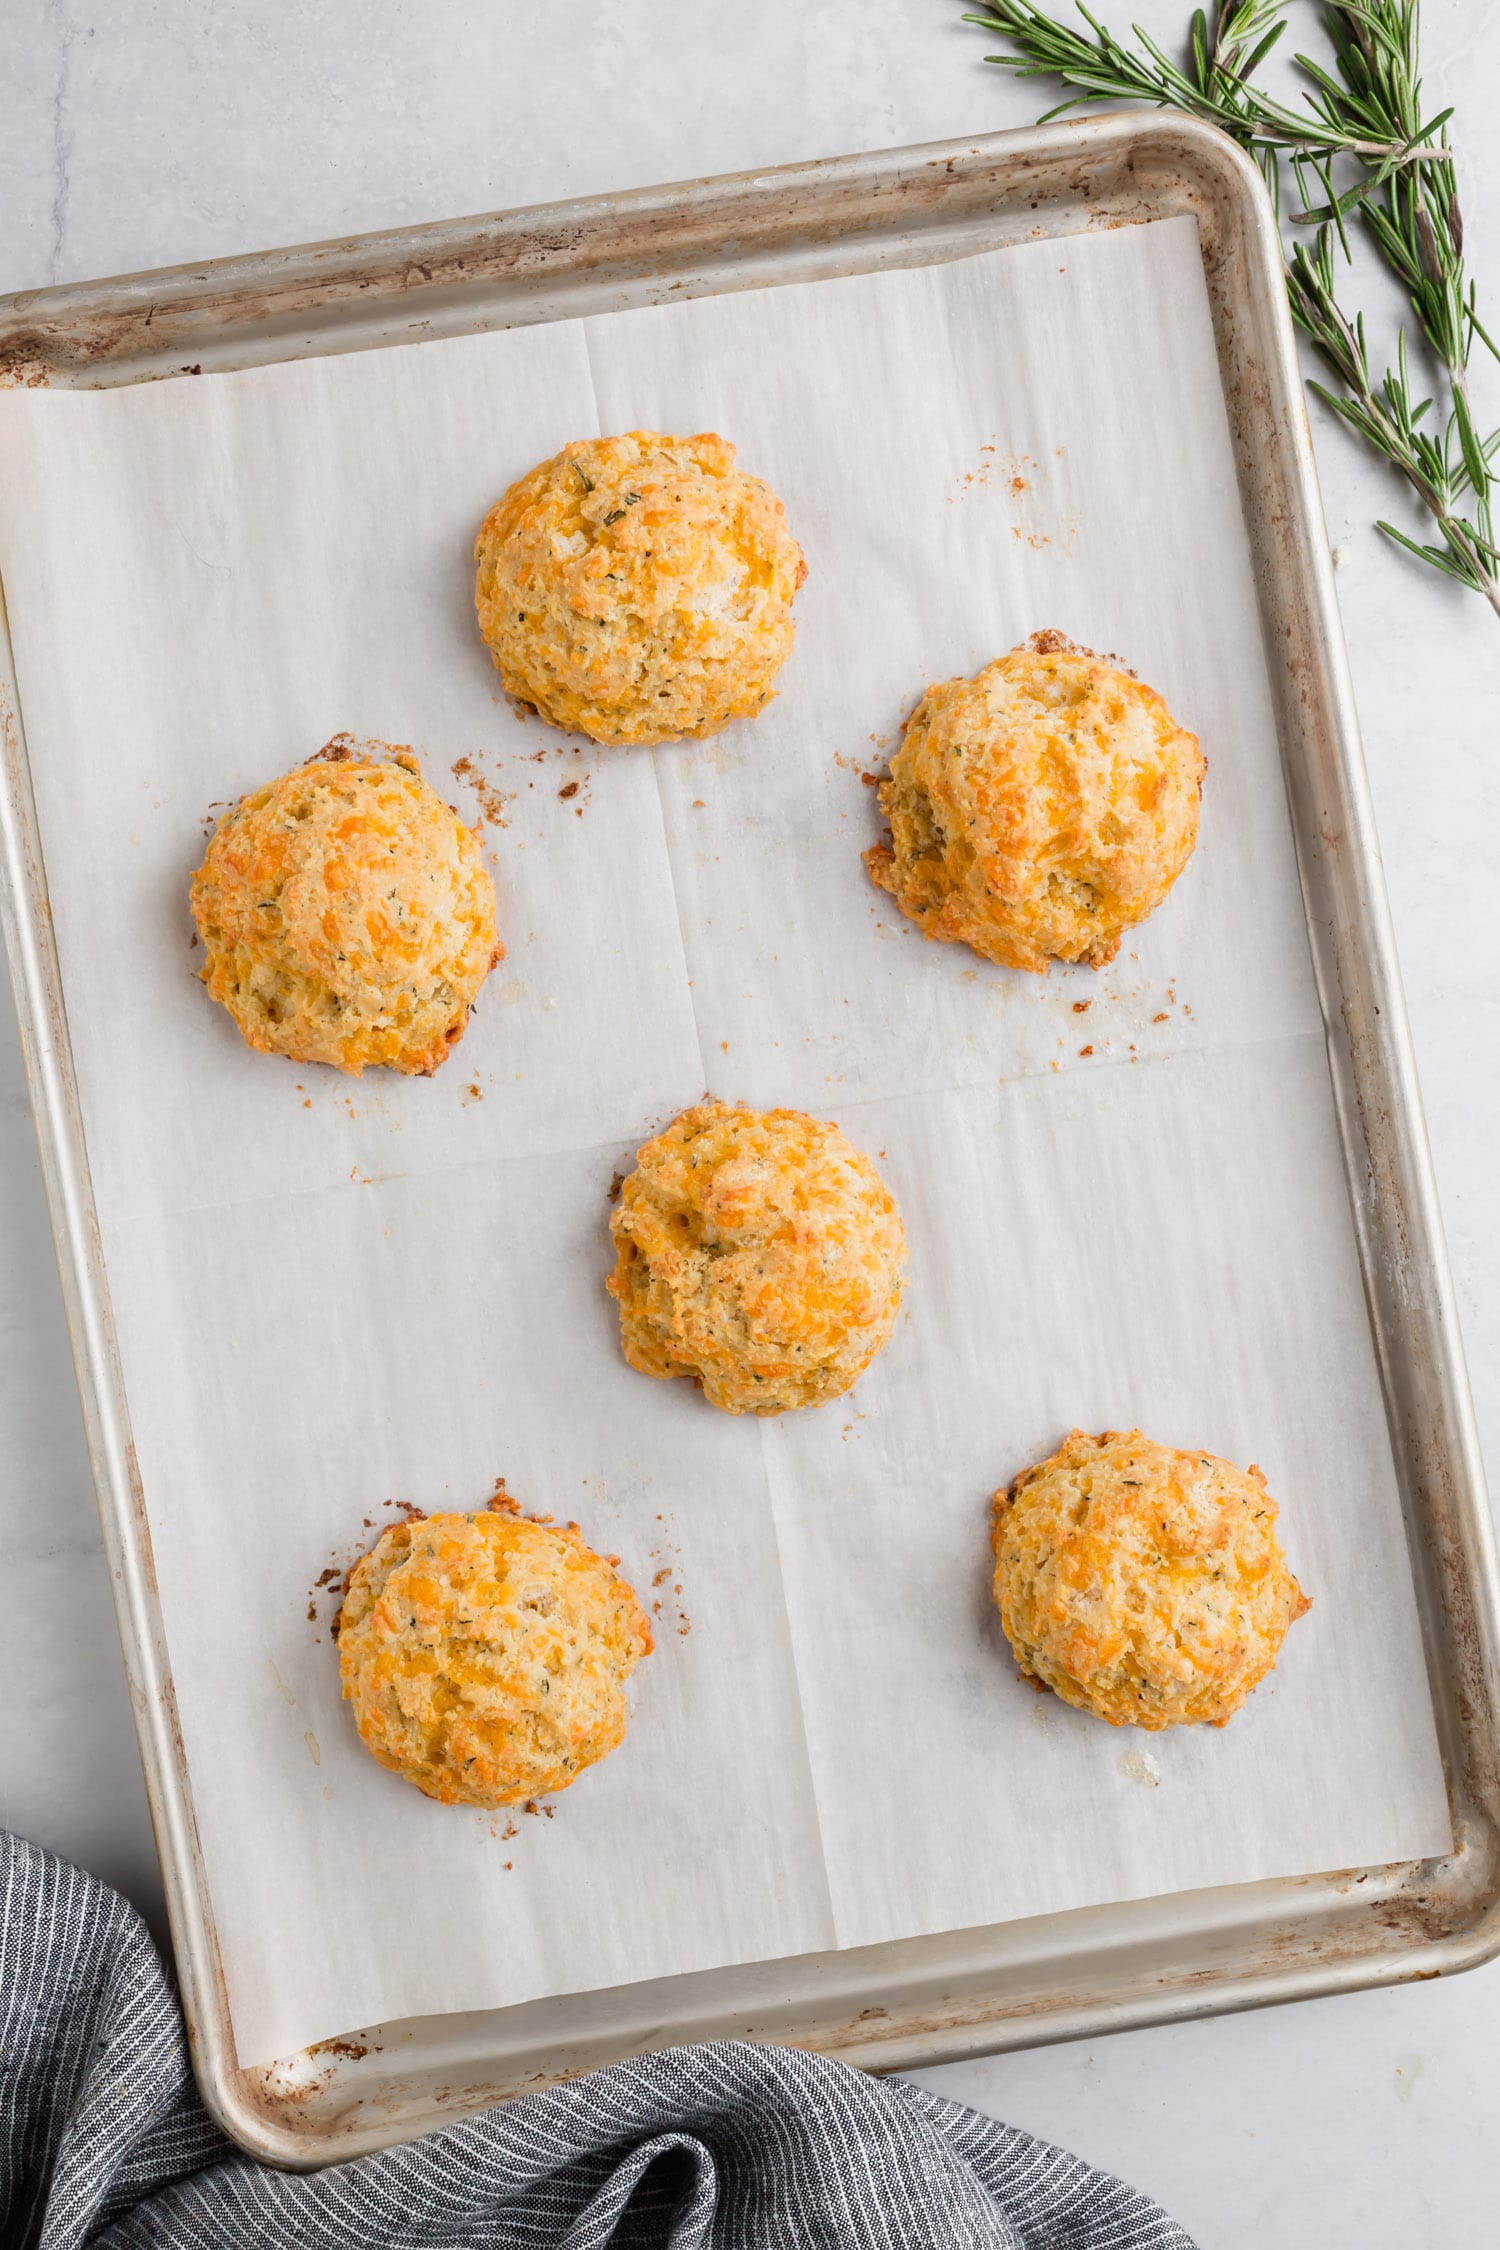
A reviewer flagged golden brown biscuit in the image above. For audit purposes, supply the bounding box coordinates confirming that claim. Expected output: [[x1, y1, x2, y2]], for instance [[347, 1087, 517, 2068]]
[[473, 431, 806, 746], [992, 1429, 1309, 1729], [866, 632, 1204, 972], [190, 748, 500, 1075], [608, 1099, 906, 1416], [338, 1508, 653, 1807]]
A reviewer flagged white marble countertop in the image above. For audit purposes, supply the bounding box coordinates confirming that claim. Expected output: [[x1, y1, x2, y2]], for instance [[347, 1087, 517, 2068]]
[[4, 4, 1497, 2239]]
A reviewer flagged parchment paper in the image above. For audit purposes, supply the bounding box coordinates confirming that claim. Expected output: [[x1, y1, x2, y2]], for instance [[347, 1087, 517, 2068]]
[[0, 217, 1451, 2067]]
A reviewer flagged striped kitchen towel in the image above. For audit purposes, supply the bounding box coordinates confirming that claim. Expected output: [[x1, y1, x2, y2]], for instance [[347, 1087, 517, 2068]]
[[1, 1829, 1194, 2248]]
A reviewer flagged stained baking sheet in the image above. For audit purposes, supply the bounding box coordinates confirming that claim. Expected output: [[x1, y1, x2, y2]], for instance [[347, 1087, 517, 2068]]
[[0, 213, 1450, 2069]]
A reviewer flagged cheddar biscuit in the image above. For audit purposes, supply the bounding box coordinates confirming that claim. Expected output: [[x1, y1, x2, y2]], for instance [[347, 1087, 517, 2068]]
[[992, 1429, 1309, 1729], [190, 749, 500, 1075], [474, 431, 806, 745], [866, 632, 1204, 972], [338, 1510, 653, 1807], [608, 1100, 905, 1416]]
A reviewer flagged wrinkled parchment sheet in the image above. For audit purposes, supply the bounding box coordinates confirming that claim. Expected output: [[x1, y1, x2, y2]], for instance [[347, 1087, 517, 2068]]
[[0, 217, 1451, 2066]]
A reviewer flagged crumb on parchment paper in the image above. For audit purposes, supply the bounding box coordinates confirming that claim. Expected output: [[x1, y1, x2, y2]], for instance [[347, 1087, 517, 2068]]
[[451, 754, 515, 830]]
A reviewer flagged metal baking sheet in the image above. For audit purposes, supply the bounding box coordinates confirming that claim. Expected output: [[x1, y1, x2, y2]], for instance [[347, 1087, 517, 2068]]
[[2, 115, 1497, 2166]]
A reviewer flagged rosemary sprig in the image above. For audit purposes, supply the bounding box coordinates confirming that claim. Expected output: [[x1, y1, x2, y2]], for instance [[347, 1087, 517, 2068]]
[[962, 2, 1431, 161], [1289, 241, 1500, 602], [1288, 5, 1499, 609], [961, 1, 1500, 614]]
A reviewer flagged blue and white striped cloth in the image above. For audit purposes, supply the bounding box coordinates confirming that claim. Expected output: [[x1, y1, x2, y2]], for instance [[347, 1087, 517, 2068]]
[[3, 1829, 1195, 2247]]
